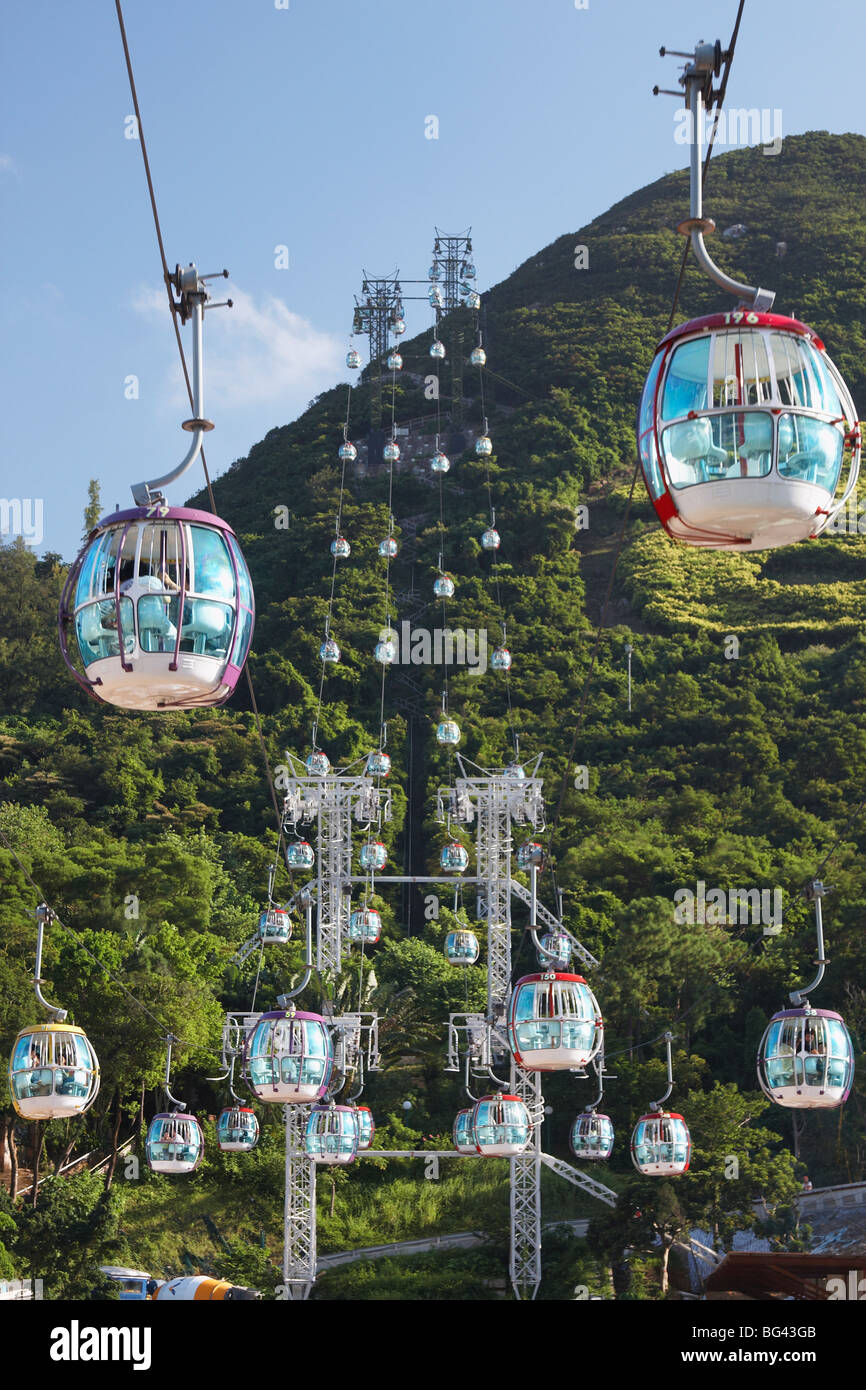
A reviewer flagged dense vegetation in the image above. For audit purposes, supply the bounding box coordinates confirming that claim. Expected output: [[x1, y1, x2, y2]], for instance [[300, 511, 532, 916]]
[[2, 133, 866, 1298]]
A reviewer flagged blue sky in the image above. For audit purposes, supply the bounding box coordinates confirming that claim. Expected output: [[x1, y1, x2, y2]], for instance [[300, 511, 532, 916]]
[[3, 0, 865, 559]]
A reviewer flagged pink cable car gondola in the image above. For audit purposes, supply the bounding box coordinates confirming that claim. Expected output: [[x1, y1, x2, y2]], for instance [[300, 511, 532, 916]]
[[59, 265, 255, 709]]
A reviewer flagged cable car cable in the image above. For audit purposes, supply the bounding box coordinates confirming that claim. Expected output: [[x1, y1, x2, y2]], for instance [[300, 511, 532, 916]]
[[115, 1, 287, 861], [543, 3, 749, 901]]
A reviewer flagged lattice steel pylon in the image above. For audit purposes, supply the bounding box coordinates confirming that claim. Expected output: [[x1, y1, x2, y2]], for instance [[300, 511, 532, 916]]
[[431, 228, 474, 428], [510, 1063, 543, 1300], [353, 271, 403, 432], [282, 1103, 316, 1299], [451, 755, 550, 1298], [235, 752, 607, 1301], [283, 760, 388, 976]]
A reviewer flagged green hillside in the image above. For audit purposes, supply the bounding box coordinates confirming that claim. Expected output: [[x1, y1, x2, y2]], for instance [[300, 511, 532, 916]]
[[2, 132, 866, 1299]]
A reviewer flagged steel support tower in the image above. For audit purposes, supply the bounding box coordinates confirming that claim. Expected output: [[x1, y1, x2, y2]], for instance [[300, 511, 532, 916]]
[[431, 228, 474, 428], [282, 1103, 316, 1299], [228, 754, 610, 1301], [353, 272, 403, 433]]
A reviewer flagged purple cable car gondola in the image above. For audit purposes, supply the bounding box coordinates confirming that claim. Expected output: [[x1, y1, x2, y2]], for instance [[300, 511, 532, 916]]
[[570, 1111, 615, 1161], [60, 508, 255, 711], [145, 1111, 204, 1175], [757, 1008, 854, 1109]]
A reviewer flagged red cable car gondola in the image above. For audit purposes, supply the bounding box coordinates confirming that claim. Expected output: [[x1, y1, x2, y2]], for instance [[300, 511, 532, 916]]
[[638, 311, 860, 550], [507, 972, 602, 1072], [640, 43, 860, 551]]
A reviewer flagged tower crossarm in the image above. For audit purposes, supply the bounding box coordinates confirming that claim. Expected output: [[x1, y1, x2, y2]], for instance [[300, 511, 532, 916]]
[[230, 934, 265, 968], [539, 1151, 618, 1207], [509, 879, 599, 968]]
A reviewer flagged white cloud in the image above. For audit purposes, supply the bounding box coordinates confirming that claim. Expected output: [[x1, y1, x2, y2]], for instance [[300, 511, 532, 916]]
[[0, 153, 18, 177], [131, 284, 343, 410]]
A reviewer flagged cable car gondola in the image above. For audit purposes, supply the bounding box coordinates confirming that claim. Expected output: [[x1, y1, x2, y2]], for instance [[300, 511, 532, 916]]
[[146, 1034, 204, 1174], [258, 907, 292, 944], [570, 1111, 615, 1162], [366, 750, 391, 777], [217, 1104, 260, 1152], [346, 908, 382, 944], [437, 719, 461, 745], [146, 1111, 204, 1175], [536, 931, 572, 971], [472, 1093, 531, 1156], [9, 1022, 100, 1122], [304, 1103, 359, 1165], [516, 841, 545, 870], [59, 266, 255, 710], [757, 1008, 854, 1109], [639, 43, 860, 550], [359, 841, 387, 871], [286, 840, 315, 870], [378, 538, 399, 558], [453, 1108, 477, 1155], [331, 535, 351, 558], [374, 631, 398, 664], [630, 1032, 691, 1175], [338, 441, 357, 463], [61, 507, 255, 712], [638, 311, 861, 550], [320, 637, 341, 663], [631, 1112, 691, 1176], [346, 349, 361, 370], [440, 842, 470, 873], [508, 972, 603, 1072], [570, 1043, 615, 1161], [444, 930, 480, 965], [757, 881, 855, 1109], [306, 750, 331, 777], [243, 1008, 333, 1104], [354, 1104, 375, 1150], [8, 904, 100, 1122], [433, 574, 455, 598]]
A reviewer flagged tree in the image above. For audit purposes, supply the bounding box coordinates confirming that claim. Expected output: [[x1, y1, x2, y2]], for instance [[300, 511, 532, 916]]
[[82, 479, 101, 542]]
